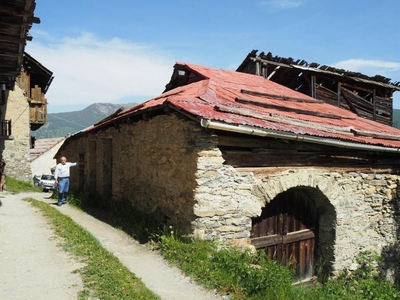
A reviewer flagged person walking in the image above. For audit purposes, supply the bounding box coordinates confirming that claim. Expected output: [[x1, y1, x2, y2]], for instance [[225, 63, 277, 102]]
[[54, 156, 77, 206]]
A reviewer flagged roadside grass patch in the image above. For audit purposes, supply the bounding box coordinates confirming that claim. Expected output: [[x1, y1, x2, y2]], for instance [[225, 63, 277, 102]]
[[6, 176, 41, 193], [158, 233, 297, 299], [157, 234, 400, 300], [25, 198, 159, 300]]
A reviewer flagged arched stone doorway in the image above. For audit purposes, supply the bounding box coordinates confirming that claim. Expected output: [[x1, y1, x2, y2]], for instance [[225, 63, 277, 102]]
[[251, 186, 336, 281]]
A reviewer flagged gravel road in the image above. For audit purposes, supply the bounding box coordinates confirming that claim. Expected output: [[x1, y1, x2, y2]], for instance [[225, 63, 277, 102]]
[[0, 192, 221, 300]]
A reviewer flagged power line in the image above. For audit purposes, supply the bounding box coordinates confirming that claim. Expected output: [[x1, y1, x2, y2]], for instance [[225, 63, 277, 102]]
[[48, 114, 87, 128]]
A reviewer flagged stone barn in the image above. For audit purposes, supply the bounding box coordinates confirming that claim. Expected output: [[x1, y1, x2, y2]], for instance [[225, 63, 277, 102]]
[[58, 62, 400, 281]]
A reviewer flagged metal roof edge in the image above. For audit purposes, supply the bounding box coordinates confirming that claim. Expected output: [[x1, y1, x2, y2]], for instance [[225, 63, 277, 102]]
[[200, 118, 400, 153]]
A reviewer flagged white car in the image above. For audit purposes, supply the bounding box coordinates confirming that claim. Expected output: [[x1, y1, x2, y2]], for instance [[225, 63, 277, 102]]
[[39, 174, 56, 192]]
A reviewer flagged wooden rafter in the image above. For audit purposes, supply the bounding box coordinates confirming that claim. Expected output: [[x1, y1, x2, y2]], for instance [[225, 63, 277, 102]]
[[241, 89, 323, 103], [235, 97, 354, 120]]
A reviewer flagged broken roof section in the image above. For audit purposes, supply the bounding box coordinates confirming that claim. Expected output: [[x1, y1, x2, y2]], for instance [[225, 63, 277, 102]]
[[236, 50, 400, 127], [79, 62, 400, 152]]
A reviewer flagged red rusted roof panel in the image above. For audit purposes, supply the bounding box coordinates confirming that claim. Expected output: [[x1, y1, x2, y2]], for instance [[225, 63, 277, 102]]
[[84, 62, 400, 149]]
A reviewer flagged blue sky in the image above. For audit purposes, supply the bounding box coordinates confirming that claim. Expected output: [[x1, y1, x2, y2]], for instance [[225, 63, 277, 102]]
[[25, 0, 400, 113]]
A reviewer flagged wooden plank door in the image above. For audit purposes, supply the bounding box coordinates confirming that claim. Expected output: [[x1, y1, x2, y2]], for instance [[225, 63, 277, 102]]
[[251, 188, 318, 280]]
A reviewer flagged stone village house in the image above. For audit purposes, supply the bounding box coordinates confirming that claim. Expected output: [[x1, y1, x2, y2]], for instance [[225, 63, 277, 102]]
[[58, 62, 400, 281], [0, 1, 52, 181]]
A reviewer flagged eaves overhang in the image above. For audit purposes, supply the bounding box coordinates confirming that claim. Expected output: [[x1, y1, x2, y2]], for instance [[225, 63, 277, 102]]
[[0, 0, 40, 90], [200, 119, 400, 154]]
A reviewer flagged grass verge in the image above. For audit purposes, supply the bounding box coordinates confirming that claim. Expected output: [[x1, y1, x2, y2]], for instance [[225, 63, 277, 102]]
[[158, 233, 297, 299], [157, 234, 400, 300], [25, 197, 160, 300], [6, 176, 41, 193]]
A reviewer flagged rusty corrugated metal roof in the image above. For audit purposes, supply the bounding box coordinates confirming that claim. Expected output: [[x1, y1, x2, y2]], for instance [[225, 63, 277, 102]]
[[81, 62, 400, 151]]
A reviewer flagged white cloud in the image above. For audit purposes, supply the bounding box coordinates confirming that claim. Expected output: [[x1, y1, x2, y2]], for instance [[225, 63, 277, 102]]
[[260, 0, 303, 9], [332, 59, 400, 78], [25, 32, 175, 110]]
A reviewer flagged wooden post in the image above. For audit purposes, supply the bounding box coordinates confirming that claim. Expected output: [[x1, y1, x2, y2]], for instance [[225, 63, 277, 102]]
[[311, 75, 316, 98], [262, 62, 267, 79], [372, 89, 376, 121]]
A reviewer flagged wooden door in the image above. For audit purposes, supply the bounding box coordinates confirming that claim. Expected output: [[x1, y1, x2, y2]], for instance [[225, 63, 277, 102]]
[[251, 188, 318, 280]]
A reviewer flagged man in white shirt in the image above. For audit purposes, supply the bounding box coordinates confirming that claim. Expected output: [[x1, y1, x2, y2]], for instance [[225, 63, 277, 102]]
[[54, 156, 77, 206]]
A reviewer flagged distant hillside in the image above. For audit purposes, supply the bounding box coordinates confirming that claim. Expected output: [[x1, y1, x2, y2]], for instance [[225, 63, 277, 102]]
[[32, 103, 137, 138], [393, 109, 400, 129]]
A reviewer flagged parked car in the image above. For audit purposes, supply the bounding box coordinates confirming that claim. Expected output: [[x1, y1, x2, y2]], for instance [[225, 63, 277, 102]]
[[33, 175, 41, 186], [39, 174, 56, 192]]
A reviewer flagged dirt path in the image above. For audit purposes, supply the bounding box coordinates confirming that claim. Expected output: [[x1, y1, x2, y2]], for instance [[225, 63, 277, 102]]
[[0, 192, 83, 300], [0, 192, 221, 300]]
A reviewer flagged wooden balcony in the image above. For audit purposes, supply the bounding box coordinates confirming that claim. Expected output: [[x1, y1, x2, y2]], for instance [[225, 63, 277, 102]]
[[29, 85, 48, 131]]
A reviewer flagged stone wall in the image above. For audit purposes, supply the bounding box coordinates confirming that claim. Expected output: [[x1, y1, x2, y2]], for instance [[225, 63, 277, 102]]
[[193, 149, 261, 241], [59, 112, 400, 279], [0, 83, 31, 181], [192, 139, 400, 278], [62, 114, 205, 232]]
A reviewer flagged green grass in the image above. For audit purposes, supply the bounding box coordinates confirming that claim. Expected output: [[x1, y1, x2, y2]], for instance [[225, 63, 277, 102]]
[[25, 198, 159, 300], [63, 189, 400, 300], [6, 176, 42, 193], [157, 234, 297, 299], [157, 234, 400, 300], [17, 180, 398, 300]]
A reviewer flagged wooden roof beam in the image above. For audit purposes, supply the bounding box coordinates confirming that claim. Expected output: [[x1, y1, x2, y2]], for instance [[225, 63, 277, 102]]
[[0, 4, 37, 19], [0, 70, 22, 76], [0, 34, 25, 43], [0, 17, 32, 25]]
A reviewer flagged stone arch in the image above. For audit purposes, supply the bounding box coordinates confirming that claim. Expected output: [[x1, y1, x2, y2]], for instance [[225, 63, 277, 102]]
[[258, 169, 342, 203], [254, 170, 338, 278]]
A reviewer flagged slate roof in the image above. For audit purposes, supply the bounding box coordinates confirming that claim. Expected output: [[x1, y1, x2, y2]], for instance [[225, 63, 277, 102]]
[[30, 137, 65, 161], [78, 62, 400, 152]]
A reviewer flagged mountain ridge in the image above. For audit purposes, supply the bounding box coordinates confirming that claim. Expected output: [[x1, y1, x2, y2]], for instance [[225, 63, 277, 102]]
[[32, 102, 137, 138]]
